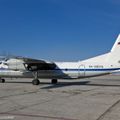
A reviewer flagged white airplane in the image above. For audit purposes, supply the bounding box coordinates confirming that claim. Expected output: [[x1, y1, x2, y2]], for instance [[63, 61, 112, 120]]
[[0, 34, 120, 85]]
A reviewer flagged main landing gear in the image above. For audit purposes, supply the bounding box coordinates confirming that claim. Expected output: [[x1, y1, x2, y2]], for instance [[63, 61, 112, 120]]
[[32, 72, 58, 85], [32, 78, 58, 85], [51, 79, 58, 84], [32, 79, 40, 85], [0, 78, 5, 83], [32, 72, 40, 85]]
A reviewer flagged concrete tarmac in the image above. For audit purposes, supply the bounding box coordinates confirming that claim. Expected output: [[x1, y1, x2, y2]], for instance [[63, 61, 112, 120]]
[[0, 75, 120, 120]]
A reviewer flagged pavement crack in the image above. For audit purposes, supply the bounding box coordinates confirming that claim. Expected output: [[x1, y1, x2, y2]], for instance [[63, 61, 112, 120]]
[[0, 90, 39, 99], [5, 100, 52, 113], [96, 99, 120, 120]]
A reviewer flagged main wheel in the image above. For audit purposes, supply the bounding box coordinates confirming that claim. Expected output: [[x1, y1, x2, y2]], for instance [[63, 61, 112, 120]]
[[32, 79, 40, 85], [51, 79, 58, 84]]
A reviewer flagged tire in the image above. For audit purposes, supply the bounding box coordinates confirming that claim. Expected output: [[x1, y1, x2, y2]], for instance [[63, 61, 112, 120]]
[[1, 79, 5, 83], [51, 79, 58, 84], [32, 79, 40, 85]]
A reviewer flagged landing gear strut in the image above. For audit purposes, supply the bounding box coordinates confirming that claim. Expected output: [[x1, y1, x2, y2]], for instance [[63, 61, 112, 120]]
[[51, 79, 58, 84], [0, 78, 5, 83], [32, 72, 40, 85]]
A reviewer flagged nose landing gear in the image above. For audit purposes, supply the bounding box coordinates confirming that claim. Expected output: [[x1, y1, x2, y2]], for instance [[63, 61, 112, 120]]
[[0, 78, 5, 83]]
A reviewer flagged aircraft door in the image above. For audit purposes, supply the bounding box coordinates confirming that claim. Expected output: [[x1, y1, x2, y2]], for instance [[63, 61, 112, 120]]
[[79, 65, 85, 77]]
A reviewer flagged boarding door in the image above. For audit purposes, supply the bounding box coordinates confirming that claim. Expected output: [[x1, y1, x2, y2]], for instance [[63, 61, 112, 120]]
[[79, 65, 85, 77]]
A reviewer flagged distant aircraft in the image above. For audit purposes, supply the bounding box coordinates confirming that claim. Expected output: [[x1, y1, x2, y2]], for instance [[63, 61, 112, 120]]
[[0, 34, 120, 85]]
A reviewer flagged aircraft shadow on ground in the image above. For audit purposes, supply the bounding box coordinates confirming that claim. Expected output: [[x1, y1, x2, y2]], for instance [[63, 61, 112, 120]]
[[41, 81, 90, 89], [3, 80, 120, 89], [41, 80, 120, 89]]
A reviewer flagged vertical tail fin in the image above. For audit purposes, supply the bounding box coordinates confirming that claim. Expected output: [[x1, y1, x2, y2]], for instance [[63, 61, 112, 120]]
[[111, 34, 120, 52], [109, 34, 120, 63]]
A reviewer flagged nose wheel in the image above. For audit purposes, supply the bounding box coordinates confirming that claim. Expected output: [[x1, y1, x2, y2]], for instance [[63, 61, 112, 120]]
[[0, 78, 5, 83]]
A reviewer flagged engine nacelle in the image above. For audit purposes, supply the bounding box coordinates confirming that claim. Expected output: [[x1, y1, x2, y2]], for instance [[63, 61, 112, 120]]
[[7, 58, 26, 70]]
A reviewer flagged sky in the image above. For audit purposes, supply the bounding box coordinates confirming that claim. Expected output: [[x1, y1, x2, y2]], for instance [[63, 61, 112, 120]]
[[0, 0, 120, 61]]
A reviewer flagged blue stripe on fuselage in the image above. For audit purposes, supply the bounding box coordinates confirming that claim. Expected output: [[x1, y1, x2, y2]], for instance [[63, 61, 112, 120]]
[[56, 68, 120, 71]]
